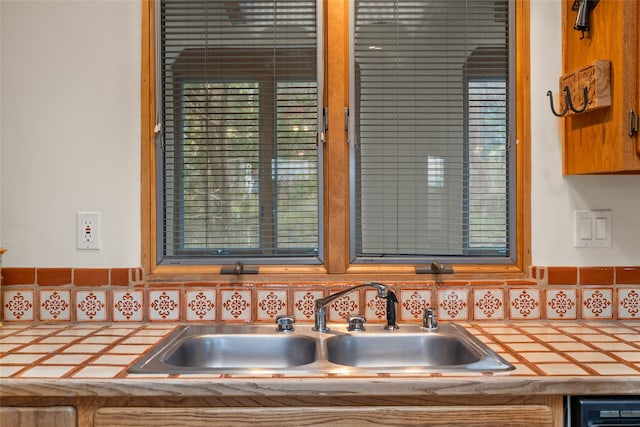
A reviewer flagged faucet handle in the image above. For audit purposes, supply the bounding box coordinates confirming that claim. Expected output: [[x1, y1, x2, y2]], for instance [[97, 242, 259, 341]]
[[347, 314, 367, 332], [275, 315, 295, 332], [423, 308, 438, 330]]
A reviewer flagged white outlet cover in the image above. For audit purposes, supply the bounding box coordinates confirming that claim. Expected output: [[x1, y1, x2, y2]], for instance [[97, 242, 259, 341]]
[[77, 212, 101, 250]]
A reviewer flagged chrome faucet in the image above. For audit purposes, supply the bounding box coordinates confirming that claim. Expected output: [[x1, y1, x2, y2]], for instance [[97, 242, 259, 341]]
[[313, 282, 388, 333], [423, 308, 438, 330]]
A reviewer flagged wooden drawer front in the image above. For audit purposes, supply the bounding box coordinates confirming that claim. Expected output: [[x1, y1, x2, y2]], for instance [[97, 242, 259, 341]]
[[95, 405, 553, 426], [0, 406, 76, 427]]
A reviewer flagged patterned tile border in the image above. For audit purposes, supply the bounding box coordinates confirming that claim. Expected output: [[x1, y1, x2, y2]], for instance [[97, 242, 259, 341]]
[[148, 290, 181, 322], [256, 289, 288, 321], [112, 290, 144, 322], [292, 289, 323, 322], [219, 289, 252, 322], [1, 266, 639, 323], [473, 288, 505, 321], [509, 288, 541, 320], [185, 290, 216, 322], [437, 288, 469, 321], [76, 290, 108, 322], [581, 288, 613, 320], [545, 288, 577, 320], [618, 288, 640, 320], [39, 289, 71, 322]]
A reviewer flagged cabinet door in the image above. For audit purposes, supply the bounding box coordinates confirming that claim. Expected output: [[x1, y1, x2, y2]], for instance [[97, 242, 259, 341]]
[[0, 406, 76, 427], [95, 405, 553, 426], [561, 0, 640, 174]]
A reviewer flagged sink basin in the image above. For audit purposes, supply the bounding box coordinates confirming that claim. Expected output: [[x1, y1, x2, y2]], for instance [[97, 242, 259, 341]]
[[326, 334, 479, 368], [128, 325, 318, 374], [128, 323, 514, 375], [164, 335, 317, 369], [324, 324, 510, 372]]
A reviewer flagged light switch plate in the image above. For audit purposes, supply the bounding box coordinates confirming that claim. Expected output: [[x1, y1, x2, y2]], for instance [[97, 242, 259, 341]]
[[574, 209, 612, 248]]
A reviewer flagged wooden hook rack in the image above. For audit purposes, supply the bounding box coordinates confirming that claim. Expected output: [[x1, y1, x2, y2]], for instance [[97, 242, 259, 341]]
[[548, 59, 611, 117]]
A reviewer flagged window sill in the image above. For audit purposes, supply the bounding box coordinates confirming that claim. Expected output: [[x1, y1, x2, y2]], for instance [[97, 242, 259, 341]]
[[145, 264, 529, 284]]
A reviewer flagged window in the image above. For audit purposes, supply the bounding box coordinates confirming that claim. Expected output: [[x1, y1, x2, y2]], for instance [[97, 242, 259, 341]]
[[142, 0, 530, 275], [158, 0, 322, 265], [350, 1, 514, 264]]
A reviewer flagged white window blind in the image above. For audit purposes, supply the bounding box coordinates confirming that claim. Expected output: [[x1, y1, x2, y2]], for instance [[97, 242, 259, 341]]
[[350, 0, 514, 263], [159, 0, 321, 263]]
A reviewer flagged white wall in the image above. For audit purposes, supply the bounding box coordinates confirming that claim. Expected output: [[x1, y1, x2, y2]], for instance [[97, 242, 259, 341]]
[[0, 0, 141, 267], [0, 2, 3, 248], [530, 0, 640, 266], [0, 0, 638, 268]]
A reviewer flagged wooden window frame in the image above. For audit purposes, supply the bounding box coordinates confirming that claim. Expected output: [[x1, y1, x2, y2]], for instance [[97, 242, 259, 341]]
[[141, 0, 531, 281]]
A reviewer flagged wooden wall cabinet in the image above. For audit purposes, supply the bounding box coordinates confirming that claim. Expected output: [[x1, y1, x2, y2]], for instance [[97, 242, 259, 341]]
[[561, 0, 640, 174]]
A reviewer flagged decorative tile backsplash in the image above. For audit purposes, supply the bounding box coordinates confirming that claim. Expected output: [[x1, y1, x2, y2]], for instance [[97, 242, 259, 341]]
[[1, 266, 639, 323], [545, 288, 577, 320], [473, 288, 505, 320], [509, 288, 541, 320]]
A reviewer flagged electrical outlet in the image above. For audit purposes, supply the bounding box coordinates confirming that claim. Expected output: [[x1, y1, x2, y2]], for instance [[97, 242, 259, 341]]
[[77, 212, 101, 250]]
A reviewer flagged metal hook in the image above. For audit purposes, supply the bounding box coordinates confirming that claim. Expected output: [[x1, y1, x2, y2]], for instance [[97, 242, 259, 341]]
[[567, 86, 589, 114], [547, 86, 570, 117]]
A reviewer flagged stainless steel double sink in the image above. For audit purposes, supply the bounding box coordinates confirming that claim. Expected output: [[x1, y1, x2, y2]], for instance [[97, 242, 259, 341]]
[[128, 323, 514, 376]]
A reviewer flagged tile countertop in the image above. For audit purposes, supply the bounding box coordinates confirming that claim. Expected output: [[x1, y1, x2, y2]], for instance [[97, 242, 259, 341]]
[[1, 322, 640, 398]]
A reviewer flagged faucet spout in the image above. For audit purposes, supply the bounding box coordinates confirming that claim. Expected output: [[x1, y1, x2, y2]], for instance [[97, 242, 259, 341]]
[[313, 282, 388, 333]]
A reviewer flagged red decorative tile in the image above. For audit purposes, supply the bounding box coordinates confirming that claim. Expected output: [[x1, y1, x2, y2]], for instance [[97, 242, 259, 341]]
[[437, 289, 468, 321], [616, 267, 640, 284], [36, 268, 72, 286], [74, 269, 109, 286], [292, 289, 323, 322], [75, 290, 107, 321], [3, 290, 34, 321], [2, 268, 36, 285], [579, 267, 614, 285], [473, 289, 505, 320], [618, 288, 640, 320], [509, 288, 541, 320], [185, 290, 216, 321], [148, 290, 180, 321], [531, 266, 545, 281], [545, 289, 577, 320], [400, 289, 431, 322], [256, 289, 287, 321], [581, 288, 613, 319], [112, 290, 144, 322], [547, 267, 578, 285], [220, 289, 251, 321], [39, 290, 71, 321], [110, 268, 130, 286]]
